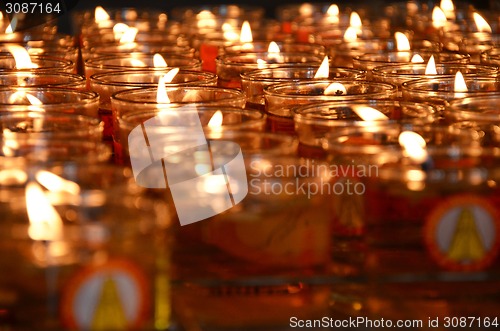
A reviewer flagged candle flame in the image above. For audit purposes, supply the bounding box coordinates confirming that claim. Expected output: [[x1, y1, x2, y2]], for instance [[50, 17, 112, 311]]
[[256, 58, 267, 69], [5, 14, 18, 33], [299, 3, 314, 16], [5, 45, 38, 69], [197, 10, 215, 19], [267, 41, 282, 62], [399, 131, 429, 164], [153, 53, 168, 67], [425, 55, 437, 75], [432, 6, 447, 28], [343, 26, 358, 42], [222, 23, 239, 41], [239, 21, 253, 43], [163, 67, 179, 82], [94, 6, 110, 22], [395, 32, 411, 51], [411, 54, 425, 63], [26, 181, 63, 241], [119, 27, 138, 43], [454, 70, 468, 98], [157, 75, 171, 103], [351, 105, 389, 121], [324, 82, 347, 96], [208, 110, 223, 128], [268, 41, 280, 53], [326, 4, 339, 16], [473, 13, 492, 33], [349, 12, 362, 29], [36, 171, 81, 195], [440, 0, 455, 19], [326, 4, 339, 23], [314, 56, 330, 78]]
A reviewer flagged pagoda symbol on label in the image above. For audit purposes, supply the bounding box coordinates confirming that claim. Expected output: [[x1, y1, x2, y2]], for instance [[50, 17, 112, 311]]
[[446, 208, 485, 263], [91, 277, 128, 330]]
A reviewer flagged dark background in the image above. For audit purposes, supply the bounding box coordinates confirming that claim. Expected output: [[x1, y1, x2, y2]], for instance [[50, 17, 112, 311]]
[[56, 0, 495, 34]]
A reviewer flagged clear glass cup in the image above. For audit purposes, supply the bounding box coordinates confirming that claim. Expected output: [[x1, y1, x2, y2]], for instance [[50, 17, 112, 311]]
[[445, 94, 500, 123], [0, 54, 75, 74], [0, 87, 99, 118], [294, 100, 439, 158], [264, 80, 397, 134], [402, 76, 500, 106], [0, 111, 103, 141], [0, 163, 170, 330], [241, 65, 366, 110], [0, 72, 86, 90], [216, 52, 324, 88], [84, 54, 202, 78]]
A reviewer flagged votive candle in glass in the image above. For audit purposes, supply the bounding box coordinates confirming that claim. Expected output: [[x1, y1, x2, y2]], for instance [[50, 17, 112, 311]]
[[264, 80, 397, 134]]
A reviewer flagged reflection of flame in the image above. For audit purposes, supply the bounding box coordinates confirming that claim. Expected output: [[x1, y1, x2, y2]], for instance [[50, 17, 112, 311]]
[[8, 91, 43, 106], [26, 182, 63, 241], [5, 14, 18, 33], [256, 59, 267, 69], [157, 75, 171, 103], [181, 90, 203, 102], [26, 94, 43, 105], [202, 174, 228, 194], [119, 27, 138, 43], [6, 45, 38, 69], [440, 0, 455, 20], [425, 55, 437, 75], [398, 131, 428, 164], [95, 6, 111, 22], [343, 27, 358, 42], [395, 32, 411, 51], [239, 21, 253, 43], [324, 82, 347, 95], [113, 23, 129, 39], [432, 6, 447, 28], [314, 56, 329, 79], [411, 54, 425, 63], [454, 70, 468, 98], [36, 171, 81, 195], [208, 110, 223, 128], [473, 13, 492, 33], [222, 23, 239, 41], [153, 53, 168, 67], [351, 105, 389, 121]]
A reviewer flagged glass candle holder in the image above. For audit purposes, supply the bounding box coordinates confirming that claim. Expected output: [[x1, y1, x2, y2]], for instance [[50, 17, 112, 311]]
[[322, 123, 500, 321], [0, 44, 79, 69], [353, 50, 470, 78], [481, 46, 500, 66], [83, 43, 196, 60], [0, 111, 103, 142], [118, 106, 267, 164], [402, 76, 500, 106], [215, 52, 324, 88], [80, 30, 187, 49], [84, 54, 202, 79], [241, 65, 366, 110], [264, 80, 397, 134], [221, 41, 326, 56], [294, 100, 439, 159], [0, 32, 75, 47], [111, 87, 246, 160], [0, 72, 86, 90], [372, 63, 499, 89], [328, 38, 440, 67], [0, 139, 111, 164], [446, 33, 500, 62], [90, 69, 217, 140], [0, 87, 99, 118], [171, 4, 264, 21], [445, 94, 500, 123], [0, 164, 170, 330], [0, 54, 75, 74]]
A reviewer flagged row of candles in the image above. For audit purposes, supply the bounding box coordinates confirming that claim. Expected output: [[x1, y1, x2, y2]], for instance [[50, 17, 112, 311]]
[[1, 0, 500, 329]]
